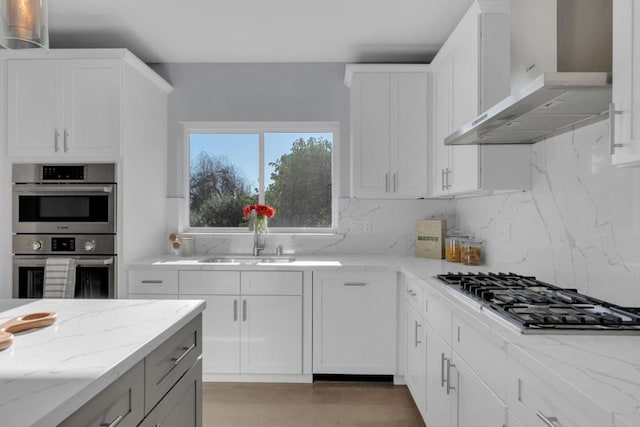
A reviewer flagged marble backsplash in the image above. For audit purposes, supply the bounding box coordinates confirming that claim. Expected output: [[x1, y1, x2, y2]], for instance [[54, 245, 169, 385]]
[[456, 121, 640, 306], [178, 198, 455, 257]]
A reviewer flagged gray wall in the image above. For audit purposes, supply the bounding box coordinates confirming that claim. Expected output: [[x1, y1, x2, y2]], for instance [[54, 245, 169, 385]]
[[149, 62, 350, 198]]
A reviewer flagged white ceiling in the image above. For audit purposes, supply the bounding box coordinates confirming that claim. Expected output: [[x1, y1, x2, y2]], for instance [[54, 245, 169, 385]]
[[47, 0, 474, 63]]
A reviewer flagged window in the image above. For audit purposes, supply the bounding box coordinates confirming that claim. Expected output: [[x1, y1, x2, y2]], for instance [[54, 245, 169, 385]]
[[184, 122, 338, 232]]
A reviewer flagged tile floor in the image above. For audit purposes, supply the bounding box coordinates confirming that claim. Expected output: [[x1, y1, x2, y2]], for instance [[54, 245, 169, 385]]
[[203, 382, 425, 427]]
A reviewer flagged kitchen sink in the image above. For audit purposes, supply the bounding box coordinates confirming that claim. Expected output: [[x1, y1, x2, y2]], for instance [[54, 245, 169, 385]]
[[198, 255, 297, 265]]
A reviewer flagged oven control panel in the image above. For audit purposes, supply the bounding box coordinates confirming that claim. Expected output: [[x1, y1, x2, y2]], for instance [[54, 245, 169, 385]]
[[13, 235, 115, 255]]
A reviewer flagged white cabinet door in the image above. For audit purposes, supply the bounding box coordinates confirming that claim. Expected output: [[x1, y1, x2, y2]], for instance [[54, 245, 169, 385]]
[[63, 60, 121, 159], [405, 305, 426, 418], [7, 60, 62, 157], [185, 295, 240, 374], [432, 57, 453, 197], [424, 323, 452, 427], [451, 353, 506, 427], [7, 59, 120, 159], [612, 0, 640, 166], [351, 72, 391, 198], [241, 295, 302, 374], [313, 271, 397, 374], [391, 73, 429, 197], [350, 69, 429, 199]]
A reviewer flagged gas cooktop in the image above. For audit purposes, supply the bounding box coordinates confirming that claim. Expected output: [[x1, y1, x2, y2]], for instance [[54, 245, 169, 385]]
[[436, 272, 640, 334]]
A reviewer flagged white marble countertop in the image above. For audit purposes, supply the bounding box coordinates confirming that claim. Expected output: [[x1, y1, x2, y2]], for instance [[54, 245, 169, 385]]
[[0, 298, 205, 427], [131, 254, 640, 419]]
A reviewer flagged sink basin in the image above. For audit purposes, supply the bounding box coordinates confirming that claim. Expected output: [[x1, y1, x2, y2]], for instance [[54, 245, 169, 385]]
[[198, 255, 297, 265]]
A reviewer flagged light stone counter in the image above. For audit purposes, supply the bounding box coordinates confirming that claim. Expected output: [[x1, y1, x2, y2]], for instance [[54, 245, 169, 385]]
[[0, 298, 205, 427], [131, 254, 640, 419]]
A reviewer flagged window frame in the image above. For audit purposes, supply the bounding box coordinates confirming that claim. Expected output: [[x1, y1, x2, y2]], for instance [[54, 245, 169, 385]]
[[182, 121, 340, 234]]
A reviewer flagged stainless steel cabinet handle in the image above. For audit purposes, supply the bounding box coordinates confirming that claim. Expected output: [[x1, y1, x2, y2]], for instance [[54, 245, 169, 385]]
[[242, 299, 247, 321], [441, 169, 446, 191], [233, 299, 238, 321], [54, 130, 60, 152], [141, 280, 163, 284], [171, 343, 196, 365], [535, 411, 559, 427], [440, 353, 446, 387], [414, 321, 421, 346], [610, 102, 624, 155], [100, 415, 123, 427], [393, 173, 397, 192], [344, 282, 368, 286], [444, 168, 452, 189], [445, 358, 456, 395], [63, 130, 69, 152], [385, 173, 389, 192]]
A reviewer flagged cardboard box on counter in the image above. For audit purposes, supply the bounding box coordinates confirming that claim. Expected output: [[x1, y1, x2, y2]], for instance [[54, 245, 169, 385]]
[[415, 220, 446, 259]]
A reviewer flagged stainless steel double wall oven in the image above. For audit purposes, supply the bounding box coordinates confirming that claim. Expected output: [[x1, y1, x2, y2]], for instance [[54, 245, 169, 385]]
[[12, 164, 117, 298]]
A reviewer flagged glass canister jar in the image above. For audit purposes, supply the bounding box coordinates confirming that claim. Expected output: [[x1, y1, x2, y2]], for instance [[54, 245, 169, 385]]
[[445, 233, 469, 263], [461, 239, 485, 266]]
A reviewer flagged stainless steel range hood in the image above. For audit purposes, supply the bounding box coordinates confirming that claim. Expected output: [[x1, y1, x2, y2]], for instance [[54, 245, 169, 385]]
[[445, 0, 612, 146], [445, 72, 611, 145]]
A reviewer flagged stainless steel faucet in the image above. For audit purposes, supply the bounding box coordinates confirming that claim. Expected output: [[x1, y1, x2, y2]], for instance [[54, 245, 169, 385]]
[[250, 210, 265, 256]]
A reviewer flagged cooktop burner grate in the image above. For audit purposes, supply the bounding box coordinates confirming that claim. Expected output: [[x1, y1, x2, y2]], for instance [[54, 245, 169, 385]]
[[436, 272, 640, 333]]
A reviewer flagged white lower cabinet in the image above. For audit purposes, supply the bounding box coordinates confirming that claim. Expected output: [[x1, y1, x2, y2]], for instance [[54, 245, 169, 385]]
[[450, 352, 506, 427], [241, 295, 302, 374], [507, 355, 612, 427], [180, 270, 304, 376], [424, 323, 453, 427], [405, 304, 426, 417], [313, 270, 397, 374], [128, 269, 179, 299], [199, 295, 240, 373]]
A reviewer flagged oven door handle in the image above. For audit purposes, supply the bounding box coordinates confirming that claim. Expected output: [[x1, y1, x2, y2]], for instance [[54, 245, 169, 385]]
[[14, 184, 114, 194], [75, 257, 114, 266]]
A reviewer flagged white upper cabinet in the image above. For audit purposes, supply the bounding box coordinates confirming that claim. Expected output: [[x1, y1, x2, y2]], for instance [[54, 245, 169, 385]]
[[430, 1, 532, 197], [7, 59, 121, 159], [347, 65, 430, 199], [612, 0, 640, 166]]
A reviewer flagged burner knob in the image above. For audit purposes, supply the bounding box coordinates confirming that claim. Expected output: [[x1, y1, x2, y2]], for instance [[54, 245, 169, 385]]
[[84, 240, 96, 252], [32, 241, 42, 251]]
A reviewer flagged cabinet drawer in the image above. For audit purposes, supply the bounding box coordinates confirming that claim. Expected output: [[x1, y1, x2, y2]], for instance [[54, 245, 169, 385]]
[[507, 356, 612, 427], [423, 289, 451, 345], [139, 358, 202, 427], [179, 270, 240, 294], [60, 360, 144, 427], [241, 271, 303, 295], [145, 315, 202, 414], [404, 275, 423, 313], [129, 269, 178, 294], [452, 313, 507, 401]]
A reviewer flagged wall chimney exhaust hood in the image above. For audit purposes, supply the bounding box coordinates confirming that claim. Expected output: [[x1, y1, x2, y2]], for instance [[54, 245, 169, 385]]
[[445, 72, 611, 145], [445, 0, 612, 146]]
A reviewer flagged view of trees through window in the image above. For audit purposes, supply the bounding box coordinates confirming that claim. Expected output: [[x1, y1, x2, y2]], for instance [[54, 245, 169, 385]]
[[189, 130, 333, 229]]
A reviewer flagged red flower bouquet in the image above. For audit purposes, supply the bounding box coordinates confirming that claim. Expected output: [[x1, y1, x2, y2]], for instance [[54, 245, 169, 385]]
[[243, 204, 276, 218]]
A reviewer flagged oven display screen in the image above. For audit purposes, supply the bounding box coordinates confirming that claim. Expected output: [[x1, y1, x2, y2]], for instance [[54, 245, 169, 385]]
[[52, 238, 75, 252]]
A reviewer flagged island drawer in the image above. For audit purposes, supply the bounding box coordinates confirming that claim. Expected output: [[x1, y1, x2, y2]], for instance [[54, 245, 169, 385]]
[[144, 314, 202, 414], [241, 271, 303, 295], [59, 360, 144, 427], [179, 271, 241, 294], [129, 269, 179, 294]]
